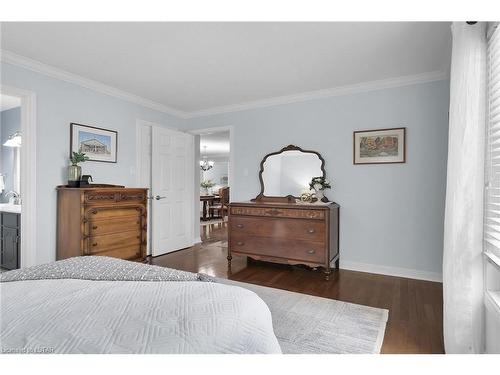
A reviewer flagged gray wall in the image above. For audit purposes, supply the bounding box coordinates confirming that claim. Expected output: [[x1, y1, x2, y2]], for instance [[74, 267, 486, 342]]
[[1, 62, 183, 265], [0, 107, 21, 202], [182, 80, 450, 276]]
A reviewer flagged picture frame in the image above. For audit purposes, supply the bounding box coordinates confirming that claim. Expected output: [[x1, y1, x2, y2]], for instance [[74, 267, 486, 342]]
[[353, 127, 406, 165], [70, 123, 118, 163]]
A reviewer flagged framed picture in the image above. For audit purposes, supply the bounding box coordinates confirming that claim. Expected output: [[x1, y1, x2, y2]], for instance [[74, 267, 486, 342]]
[[70, 123, 117, 163], [353, 127, 406, 165]]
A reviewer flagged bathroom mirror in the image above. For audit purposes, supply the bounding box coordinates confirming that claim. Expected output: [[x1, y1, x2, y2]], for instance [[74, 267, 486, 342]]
[[255, 145, 327, 202]]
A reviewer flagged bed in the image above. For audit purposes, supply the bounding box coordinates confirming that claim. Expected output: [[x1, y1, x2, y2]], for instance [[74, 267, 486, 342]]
[[0, 256, 281, 354]]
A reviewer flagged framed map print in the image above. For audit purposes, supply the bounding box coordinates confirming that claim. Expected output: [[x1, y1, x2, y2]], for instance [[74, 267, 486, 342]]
[[353, 127, 406, 165]]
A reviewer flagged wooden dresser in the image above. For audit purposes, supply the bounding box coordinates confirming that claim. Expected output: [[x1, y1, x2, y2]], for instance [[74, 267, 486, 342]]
[[228, 201, 340, 279], [56, 185, 148, 261]]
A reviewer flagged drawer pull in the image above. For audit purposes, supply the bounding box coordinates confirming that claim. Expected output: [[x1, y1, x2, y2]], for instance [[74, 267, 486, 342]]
[[307, 249, 315, 254], [92, 225, 98, 230], [92, 242, 98, 247], [236, 241, 245, 246], [236, 224, 244, 228], [307, 228, 315, 234]]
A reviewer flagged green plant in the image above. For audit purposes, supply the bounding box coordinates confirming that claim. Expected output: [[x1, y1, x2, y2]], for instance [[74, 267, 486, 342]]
[[200, 180, 216, 189], [70, 152, 90, 166], [309, 176, 332, 191]]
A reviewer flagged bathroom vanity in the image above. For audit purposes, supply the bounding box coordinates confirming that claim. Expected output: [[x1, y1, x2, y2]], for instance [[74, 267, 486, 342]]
[[0, 205, 21, 270]]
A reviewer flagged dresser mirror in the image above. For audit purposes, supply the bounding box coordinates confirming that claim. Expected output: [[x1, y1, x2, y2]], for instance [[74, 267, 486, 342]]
[[255, 145, 327, 202]]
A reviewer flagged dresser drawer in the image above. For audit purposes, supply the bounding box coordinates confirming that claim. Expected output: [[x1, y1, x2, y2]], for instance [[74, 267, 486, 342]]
[[230, 216, 325, 242], [230, 206, 325, 220], [230, 234, 325, 263], [117, 191, 146, 203], [84, 191, 117, 204], [84, 190, 146, 205], [87, 231, 141, 254], [87, 217, 142, 236], [89, 244, 142, 260], [86, 206, 143, 220]]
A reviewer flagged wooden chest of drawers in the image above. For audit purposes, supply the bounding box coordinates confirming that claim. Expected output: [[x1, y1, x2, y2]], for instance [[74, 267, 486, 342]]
[[56, 186, 148, 261], [228, 201, 339, 279]]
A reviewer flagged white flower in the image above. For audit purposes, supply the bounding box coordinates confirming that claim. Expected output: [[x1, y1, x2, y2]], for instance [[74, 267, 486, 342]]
[[313, 183, 322, 191]]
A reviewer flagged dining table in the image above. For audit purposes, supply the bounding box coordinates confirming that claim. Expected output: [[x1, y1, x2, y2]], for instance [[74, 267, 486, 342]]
[[200, 194, 220, 221]]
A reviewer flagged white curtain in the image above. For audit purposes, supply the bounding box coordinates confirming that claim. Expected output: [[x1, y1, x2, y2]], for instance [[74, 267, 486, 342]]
[[443, 22, 487, 354]]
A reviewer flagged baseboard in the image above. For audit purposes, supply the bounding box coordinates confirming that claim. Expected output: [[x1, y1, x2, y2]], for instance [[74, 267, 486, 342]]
[[193, 236, 202, 244], [340, 260, 442, 282]]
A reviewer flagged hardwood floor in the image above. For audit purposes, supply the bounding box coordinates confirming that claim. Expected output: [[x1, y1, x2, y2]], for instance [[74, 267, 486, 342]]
[[149, 222, 444, 354]]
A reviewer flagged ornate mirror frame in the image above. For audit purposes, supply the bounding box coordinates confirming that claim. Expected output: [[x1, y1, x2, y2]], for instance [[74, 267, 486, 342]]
[[253, 144, 329, 203]]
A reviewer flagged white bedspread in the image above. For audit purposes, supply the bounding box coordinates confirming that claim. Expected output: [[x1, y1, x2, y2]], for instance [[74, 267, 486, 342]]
[[0, 279, 281, 354]]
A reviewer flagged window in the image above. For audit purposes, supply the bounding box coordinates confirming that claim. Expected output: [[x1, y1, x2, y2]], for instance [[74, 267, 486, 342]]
[[484, 23, 500, 354]]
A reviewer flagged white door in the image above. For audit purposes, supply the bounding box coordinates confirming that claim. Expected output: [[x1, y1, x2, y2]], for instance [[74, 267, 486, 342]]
[[151, 127, 194, 256]]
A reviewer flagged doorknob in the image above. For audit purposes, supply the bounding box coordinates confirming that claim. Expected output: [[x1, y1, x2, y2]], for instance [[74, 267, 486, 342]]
[[154, 195, 166, 200]]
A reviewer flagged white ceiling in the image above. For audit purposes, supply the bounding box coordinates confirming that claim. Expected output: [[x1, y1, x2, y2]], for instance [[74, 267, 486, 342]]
[[200, 131, 230, 158], [0, 22, 451, 114], [0, 94, 21, 112]]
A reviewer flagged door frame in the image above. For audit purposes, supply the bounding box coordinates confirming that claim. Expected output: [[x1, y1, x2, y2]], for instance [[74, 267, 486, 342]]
[[189, 125, 235, 189], [189, 126, 234, 244], [0, 84, 37, 267]]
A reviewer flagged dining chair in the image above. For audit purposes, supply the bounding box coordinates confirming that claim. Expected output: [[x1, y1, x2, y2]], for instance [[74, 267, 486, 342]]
[[209, 187, 230, 219]]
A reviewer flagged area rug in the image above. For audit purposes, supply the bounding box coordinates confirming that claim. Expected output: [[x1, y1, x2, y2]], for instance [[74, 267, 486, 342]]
[[218, 278, 389, 354]]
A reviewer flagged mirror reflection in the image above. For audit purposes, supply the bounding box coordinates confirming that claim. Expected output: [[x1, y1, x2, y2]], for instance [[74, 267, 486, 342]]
[[262, 150, 323, 197]]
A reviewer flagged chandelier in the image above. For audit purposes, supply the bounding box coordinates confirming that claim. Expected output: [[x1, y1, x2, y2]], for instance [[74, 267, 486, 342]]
[[199, 146, 214, 171]]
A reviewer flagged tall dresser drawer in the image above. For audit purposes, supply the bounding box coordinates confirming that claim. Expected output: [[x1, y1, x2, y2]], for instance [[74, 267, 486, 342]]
[[87, 231, 141, 254], [84, 191, 117, 204], [86, 206, 143, 220], [230, 206, 325, 220], [87, 217, 142, 236], [230, 234, 325, 263], [117, 191, 146, 203], [230, 216, 325, 242], [91, 245, 142, 260]]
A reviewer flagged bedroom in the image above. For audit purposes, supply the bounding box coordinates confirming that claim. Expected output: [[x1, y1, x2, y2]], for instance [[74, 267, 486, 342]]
[[0, 0, 499, 373]]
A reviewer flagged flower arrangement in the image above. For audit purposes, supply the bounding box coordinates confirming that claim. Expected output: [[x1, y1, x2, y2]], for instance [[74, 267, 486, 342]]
[[200, 180, 216, 189], [309, 176, 331, 191]]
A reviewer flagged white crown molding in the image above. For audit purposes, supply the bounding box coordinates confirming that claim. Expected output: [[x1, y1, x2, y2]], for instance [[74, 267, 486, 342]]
[[186, 70, 449, 118], [0, 49, 189, 119], [341, 260, 443, 282], [1, 49, 449, 120]]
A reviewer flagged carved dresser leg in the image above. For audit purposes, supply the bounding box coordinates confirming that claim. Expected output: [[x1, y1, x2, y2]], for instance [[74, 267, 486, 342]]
[[324, 267, 332, 281]]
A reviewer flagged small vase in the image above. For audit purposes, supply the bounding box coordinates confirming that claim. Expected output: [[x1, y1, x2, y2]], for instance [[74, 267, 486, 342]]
[[203, 187, 209, 195], [68, 165, 82, 187], [315, 189, 324, 202]]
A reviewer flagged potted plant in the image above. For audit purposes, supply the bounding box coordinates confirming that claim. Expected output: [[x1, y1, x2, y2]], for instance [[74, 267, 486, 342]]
[[309, 176, 331, 202], [68, 151, 89, 187], [200, 180, 216, 195]]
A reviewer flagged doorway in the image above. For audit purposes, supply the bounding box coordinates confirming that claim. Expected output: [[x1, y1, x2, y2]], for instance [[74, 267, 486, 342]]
[[190, 126, 233, 244], [0, 85, 37, 269]]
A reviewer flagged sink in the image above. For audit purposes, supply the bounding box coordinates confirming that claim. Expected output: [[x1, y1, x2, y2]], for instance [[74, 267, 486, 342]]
[[0, 203, 21, 214]]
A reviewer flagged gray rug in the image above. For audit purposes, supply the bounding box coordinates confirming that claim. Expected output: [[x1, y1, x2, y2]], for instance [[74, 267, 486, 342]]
[[218, 278, 389, 354]]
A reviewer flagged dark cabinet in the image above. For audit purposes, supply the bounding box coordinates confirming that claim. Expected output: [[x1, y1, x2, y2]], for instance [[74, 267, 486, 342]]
[[1, 212, 20, 270]]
